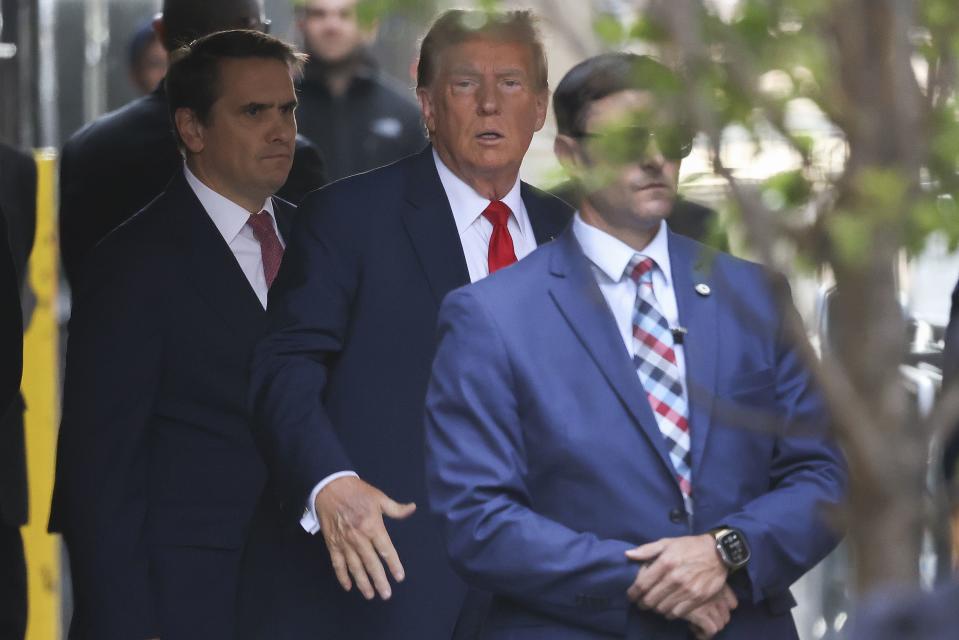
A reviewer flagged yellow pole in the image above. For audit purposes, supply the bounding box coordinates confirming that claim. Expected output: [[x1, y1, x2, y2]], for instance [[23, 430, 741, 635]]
[[22, 148, 61, 640]]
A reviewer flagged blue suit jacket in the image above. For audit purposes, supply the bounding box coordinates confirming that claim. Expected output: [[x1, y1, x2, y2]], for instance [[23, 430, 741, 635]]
[[240, 146, 572, 639], [50, 171, 292, 639], [425, 227, 846, 639]]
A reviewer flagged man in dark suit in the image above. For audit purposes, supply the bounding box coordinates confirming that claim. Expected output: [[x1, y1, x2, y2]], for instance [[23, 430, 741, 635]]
[[0, 143, 36, 640], [58, 0, 326, 288], [240, 9, 572, 639], [425, 53, 846, 639], [50, 30, 305, 639]]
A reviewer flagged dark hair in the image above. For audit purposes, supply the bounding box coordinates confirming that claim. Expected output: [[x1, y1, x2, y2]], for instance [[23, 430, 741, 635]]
[[553, 53, 684, 137], [160, 0, 266, 51], [128, 19, 158, 69], [417, 9, 548, 91], [166, 29, 306, 151]]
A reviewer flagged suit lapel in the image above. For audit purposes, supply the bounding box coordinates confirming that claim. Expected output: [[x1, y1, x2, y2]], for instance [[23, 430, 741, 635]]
[[668, 232, 719, 479], [166, 171, 266, 339], [547, 230, 680, 484], [522, 183, 571, 246], [401, 147, 471, 305], [272, 197, 295, 242]]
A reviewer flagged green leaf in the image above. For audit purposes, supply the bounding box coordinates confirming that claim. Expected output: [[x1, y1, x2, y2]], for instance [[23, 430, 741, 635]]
[[762, 170, 812, 209], [594, 14, 626, 45], [827, 214, 871, 268]]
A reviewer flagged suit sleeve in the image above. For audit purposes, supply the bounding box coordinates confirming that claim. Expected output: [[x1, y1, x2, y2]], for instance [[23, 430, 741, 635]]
[[425, 288, 639, 636], [250, 187, 355, 515], [54, 243, 162, 639], [720, 277, 847, 604]]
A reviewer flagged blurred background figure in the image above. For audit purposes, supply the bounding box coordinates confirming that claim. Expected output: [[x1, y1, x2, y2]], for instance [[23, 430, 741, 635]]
[[58, 0, 326, 290], [293, 0, 425, 181], [127, 17, 168, 96], [0, 142, 35, 640]]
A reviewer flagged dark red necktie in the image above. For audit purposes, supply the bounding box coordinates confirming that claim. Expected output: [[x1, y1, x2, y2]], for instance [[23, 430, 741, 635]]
[[482, 201, 517, 274], [247, 210, 284, 288]]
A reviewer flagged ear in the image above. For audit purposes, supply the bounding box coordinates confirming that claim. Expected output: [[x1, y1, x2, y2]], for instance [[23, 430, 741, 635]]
[[174, 108, 206, 155], [416, 87, 436, 136], [152, 15, 167, 51], [533, 89, 550, 133], [554, 134, 583, 174]]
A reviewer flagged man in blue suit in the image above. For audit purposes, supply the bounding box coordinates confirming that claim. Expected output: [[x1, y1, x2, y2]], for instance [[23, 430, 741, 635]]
[[241, 9, 572, 639], [425, 53, 846, 639], [51, 31, 304, 639]]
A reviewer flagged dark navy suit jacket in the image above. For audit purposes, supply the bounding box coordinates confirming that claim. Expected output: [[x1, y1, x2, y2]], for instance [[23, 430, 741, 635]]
[[240, 146, 572, 639], [50, 170, 293, 640], [425, 227, 847, 639]]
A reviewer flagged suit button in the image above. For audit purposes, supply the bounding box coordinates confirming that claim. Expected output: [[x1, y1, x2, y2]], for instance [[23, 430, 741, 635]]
[[669, 508, 685, 524]]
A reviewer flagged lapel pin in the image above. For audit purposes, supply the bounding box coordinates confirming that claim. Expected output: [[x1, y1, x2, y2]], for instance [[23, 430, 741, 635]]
[[695, 283, 711, 297]]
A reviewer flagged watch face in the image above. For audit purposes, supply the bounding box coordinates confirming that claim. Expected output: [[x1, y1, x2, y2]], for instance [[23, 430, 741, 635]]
[[721, 530, 749, 565]]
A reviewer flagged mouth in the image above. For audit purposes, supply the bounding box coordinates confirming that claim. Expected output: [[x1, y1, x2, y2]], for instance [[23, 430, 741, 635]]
[[261, 153, 292, 162], [476, 131, 505, 143], [634, 182, 669, 192]]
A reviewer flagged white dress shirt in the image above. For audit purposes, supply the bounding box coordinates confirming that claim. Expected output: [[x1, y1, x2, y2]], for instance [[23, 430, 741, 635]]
[[433, 148, 538, 282], [572, 214, 687, 380], [299, 151, 541, 534], [184, 164, 284, 310]]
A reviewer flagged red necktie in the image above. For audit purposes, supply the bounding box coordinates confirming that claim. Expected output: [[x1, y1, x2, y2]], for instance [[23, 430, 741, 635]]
[[482, 201, 517, 274], [247, 210, 284, 288]]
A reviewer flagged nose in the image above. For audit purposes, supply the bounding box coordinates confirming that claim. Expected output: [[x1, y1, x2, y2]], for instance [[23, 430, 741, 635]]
[[476, 81, 501, 116], [268, 110, 295, 145], [640, 136, 666, 171]]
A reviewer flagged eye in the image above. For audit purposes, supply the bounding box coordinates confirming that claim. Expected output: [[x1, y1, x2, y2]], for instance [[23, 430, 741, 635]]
[[503, 79, 521, 88], [244, 105, 262, 116]]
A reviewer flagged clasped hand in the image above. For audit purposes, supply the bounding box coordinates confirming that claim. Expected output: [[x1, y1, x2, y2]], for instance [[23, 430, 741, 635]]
[[315, 476, 416, 601], [626, 534, 736, 639]]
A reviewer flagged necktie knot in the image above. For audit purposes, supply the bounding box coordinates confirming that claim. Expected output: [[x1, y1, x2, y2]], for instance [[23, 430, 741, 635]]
[[247, 210, 274, 237], [482, 201, 512, 228], [627, 255, 656, 286]]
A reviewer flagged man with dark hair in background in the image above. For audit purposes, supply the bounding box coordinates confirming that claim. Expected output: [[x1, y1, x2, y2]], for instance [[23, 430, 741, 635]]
[[127, 18, 168, 96], [293, 0, 426, 181], [59, 0, 326, 289], [0, 142, 33, 640], [239, 8, 570, 639], [51, 30, 305, 640]]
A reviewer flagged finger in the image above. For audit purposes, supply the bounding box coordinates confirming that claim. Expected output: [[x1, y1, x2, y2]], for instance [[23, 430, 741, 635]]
[[381, 498, 417, 521], [328, 546, 353, 592], [354, 534, 393, 600], [639, 579, 674, 612], [372, 530, 406, 583], [625, 540, 666, 562], [721, 585, 738, 610], [633, 557, 669, 595], [344, 546, 375, 600]]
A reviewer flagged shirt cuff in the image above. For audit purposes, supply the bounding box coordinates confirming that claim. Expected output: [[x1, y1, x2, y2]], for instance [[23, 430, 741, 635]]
[[299, 471, 359, 534]]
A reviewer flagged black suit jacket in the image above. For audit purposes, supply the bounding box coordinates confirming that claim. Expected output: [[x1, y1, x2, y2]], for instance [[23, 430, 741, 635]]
[[59, 83, 326, 288], [50, 170, 294, 639], [239, 147, 572, 639], [0, 144, 35, 528], [0, 211, 21, 438]]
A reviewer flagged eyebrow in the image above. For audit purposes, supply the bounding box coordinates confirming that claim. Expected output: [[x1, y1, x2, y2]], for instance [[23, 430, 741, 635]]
[[240, 99, 299, 110], [447, 66, 528, 78]]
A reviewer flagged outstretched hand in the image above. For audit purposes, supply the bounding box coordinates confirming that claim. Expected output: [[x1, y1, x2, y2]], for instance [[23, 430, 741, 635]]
[[315, 476, 417, 600]]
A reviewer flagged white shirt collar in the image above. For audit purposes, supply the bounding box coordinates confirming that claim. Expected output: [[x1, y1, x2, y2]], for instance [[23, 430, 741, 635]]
[[183, 163, 277, 244], [572, 213, 672, 285], [432, 148, 525, 237]]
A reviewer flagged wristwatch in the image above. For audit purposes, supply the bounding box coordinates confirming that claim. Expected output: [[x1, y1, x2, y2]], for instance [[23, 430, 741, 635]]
[[709, 526, 750, 572]]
